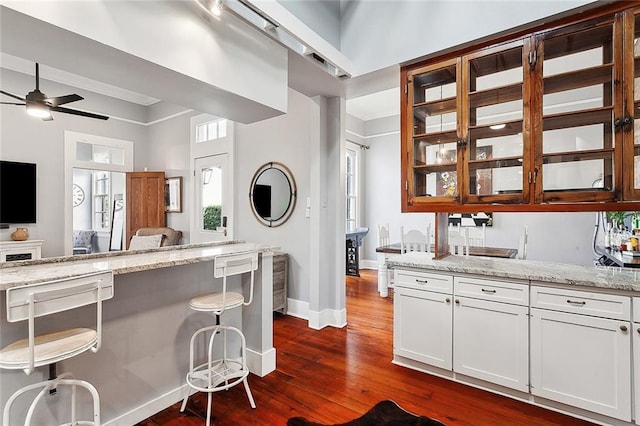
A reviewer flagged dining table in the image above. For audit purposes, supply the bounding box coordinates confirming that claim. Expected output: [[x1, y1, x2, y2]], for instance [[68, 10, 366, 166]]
[[374, 243, 519, 297]]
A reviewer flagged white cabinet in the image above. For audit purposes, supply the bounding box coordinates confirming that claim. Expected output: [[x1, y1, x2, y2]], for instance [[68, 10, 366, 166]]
[[0, 240, 43, 262], [530, 286, 631, 421], [633, 297, 640, 425], [393, 270, 453, 370], [453, 276, 529, 392]]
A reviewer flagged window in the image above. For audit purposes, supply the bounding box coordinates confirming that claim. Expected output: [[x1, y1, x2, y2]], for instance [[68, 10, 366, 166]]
[[346, 145, 359, 232], [196, 119, 228, 143]]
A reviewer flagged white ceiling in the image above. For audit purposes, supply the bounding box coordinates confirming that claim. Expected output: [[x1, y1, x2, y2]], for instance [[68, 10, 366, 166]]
[[0, 3, 399, 123], [346, 87, 399, 121]]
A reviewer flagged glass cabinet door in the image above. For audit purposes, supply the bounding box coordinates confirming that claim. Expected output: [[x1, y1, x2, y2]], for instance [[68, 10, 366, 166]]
[[463, 40, 528, 204], [624, 9, 640, 200], [536, 17, 618, 203], [405, 59, 460, 205]]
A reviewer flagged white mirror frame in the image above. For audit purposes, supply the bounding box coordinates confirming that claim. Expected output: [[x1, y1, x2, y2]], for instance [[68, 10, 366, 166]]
[[249, 162, 297, 227]]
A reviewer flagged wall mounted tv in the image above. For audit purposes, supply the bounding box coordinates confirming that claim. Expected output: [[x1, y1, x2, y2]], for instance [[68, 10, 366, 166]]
[[0, 160, 37, 224]]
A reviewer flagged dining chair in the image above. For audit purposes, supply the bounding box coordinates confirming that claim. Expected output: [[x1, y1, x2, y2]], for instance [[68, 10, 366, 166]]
[[517, 225, 528, 260], [378, 224, 390, 248], [449, 227, 469, 256], [466, 223, 486, 247], [400, 225, 431, 253]]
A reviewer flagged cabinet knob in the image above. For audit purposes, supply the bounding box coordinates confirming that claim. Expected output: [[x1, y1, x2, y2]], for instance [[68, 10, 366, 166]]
[[454, 299, 460, 305], [445, 298, 451, 303], [620, 325, 628, 332]]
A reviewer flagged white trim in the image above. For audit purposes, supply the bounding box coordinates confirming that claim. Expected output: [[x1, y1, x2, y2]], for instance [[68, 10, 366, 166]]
[[308, 307, 347, 330], [346, 129, 400, 140], [286, 297, 309, 320], [359, 259, 378, 269], [103, 384, 189, 426], [64, 132, 133, 256], [246, 347, 276, 377]]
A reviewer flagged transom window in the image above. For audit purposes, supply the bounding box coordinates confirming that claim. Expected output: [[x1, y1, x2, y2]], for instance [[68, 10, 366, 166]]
[[196, 119, 228, 143]]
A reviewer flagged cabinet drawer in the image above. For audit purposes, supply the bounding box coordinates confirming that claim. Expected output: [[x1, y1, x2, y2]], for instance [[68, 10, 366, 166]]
[[454, 276, 528, 306], [531, 286, 631, 320], [395, 269, 452, 294]]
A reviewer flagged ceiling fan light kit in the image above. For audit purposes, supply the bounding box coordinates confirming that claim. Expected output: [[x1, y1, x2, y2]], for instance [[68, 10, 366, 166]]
[[0, 63, 109, 121]]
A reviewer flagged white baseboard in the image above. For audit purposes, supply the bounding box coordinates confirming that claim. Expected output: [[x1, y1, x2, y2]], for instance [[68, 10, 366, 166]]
[[360, 259, 378, 269], [286, 297, 347, 329], [103, 347, 275, 425], [247, 347, 276, 377], [286, 297, 309, 320], [104, 385, 189, 426]]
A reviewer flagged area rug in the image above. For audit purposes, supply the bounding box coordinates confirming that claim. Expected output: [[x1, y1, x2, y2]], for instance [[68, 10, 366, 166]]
[[287, 400, 445, 426]]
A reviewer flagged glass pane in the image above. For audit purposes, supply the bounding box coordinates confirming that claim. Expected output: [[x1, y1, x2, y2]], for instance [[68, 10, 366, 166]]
[[76, 142, 93, 161], [543, 125, 605, 154], [218, 120, 227, 138], [468, 46, 524, 197], [412, 64, 457, 136], [201, 166, 222, 230], [541, 23, 614, 194], [474, 100, 523, 127], [543, 156, 612, 191], [414, 165, 457, 197], [207, 122, 218, 139], [196, 123, 207, 143]]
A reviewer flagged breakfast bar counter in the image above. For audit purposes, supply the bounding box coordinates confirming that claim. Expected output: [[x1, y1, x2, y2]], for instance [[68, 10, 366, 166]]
[[0, 241, 277, 425]]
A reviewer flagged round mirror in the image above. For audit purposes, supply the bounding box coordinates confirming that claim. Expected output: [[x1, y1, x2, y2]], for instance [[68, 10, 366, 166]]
[[250, 162, 297, 227]]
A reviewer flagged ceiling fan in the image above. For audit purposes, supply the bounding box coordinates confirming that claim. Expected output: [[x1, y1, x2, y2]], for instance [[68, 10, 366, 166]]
[[0, 63, 109, 121]]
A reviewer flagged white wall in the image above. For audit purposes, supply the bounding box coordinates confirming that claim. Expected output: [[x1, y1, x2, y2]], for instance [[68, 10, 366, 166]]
[[235, 89, 315, 303], [340, 0, 594, 76], [352, 113, 599, 267], [278, 0, 342, 50], [146, 111, 198, 244]]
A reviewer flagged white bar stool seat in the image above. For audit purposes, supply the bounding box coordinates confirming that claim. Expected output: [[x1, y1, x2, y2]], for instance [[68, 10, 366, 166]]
[[1, 271, 114, 426], [181, 250, 259, 426]]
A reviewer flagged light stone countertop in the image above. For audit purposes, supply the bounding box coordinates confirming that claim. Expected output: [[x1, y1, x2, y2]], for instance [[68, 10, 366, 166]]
[[386, 252, 640, 292], [0, 241, 276, 291]]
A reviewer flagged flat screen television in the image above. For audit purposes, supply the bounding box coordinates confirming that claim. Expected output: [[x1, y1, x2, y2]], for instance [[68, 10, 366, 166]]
[[0, 160, 37, 224]]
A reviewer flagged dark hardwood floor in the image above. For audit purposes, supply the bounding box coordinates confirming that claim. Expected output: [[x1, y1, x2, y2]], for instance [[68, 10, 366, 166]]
[[137, 269, 595, 426]]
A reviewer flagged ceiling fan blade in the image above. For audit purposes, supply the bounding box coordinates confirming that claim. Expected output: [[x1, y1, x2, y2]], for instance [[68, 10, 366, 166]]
[[0, 102, 26, 106], [0, 90, 25, 102], [51, 106, 109, 120], [46, 94, 83, 107], [41, 114, 54, 122]]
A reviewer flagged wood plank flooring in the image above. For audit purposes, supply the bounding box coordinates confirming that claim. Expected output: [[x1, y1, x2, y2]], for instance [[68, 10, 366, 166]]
[[137, 269, 595, 426]]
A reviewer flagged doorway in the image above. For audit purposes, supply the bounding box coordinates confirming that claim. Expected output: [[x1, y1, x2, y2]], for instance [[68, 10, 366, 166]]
[[192, 154, 232, 243]]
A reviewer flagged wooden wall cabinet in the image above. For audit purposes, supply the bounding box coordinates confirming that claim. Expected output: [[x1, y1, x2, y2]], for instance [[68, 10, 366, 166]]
[[126, 172, 166, 248], [402, 3, 640, 213]]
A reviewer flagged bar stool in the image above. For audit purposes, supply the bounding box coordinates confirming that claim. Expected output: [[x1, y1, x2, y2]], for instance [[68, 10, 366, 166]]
[[0, 271, 114, 425], [181, 250, 258, 426]]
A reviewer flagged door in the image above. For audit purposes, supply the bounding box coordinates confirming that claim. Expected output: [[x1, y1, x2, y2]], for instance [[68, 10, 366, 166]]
[[126, 172, 166, 248], [453, 297, 529, 392], [192, 154, 232, 243], [530, 308, 631, 421], [394, 286, 453, 370]]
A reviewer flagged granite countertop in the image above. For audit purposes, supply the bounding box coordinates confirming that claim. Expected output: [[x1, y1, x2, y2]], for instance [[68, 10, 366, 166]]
[[0, 241, 276, 291], [386, 252, 640, 292]]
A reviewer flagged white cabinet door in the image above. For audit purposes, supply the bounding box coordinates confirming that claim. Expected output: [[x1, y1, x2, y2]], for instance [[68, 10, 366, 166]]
[[394, 286, 452, 370], [634, 321, 640, 425], [530, 308, 632, 421], [453, 297, 529, 392]]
